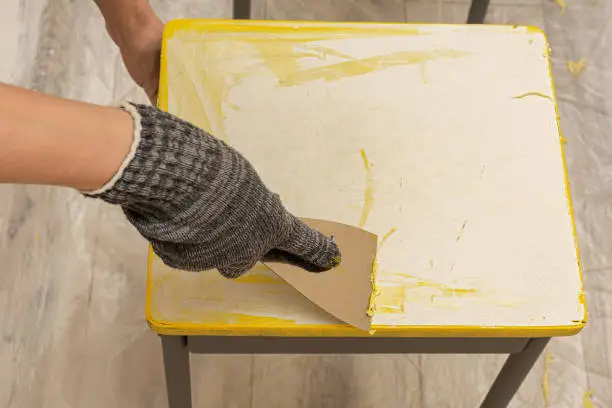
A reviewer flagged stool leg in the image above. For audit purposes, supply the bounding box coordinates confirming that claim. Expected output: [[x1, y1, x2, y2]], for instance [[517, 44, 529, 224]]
[[161, 335, 192, 408], [467, 0, 490, 23], [233, 0, 251, 19], [480, 338, 550, 408]]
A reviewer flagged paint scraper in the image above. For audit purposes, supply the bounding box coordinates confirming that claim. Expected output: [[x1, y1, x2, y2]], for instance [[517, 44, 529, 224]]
[[264, 218, 378, 332]]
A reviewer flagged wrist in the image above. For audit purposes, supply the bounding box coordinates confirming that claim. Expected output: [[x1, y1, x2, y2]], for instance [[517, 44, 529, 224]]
[[101, 1, 161, 49], [84, 106, 135, 192], [0, 83, 134, 191]]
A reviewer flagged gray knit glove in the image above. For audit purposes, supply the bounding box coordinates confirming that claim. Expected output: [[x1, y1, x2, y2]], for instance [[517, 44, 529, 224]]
[[86, 102, 341, 278]]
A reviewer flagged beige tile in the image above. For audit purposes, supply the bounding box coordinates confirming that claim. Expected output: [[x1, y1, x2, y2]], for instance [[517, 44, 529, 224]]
[[484, 3, 545, 26], [405, 1, 468, 23], [263, 0, 407, 22], [191, 355, 254, 407], [405, 0, 544, 25], [420, 355, 505, 407], [252, 355, 422, 407]]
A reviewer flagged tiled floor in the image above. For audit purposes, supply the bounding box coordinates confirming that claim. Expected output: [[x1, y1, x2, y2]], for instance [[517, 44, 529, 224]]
[[1, 0, 610, 407]]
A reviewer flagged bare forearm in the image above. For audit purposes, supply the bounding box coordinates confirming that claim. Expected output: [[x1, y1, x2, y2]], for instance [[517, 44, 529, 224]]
[[94, 0, 159, 46], [0, 83, 132, 191], [93, 0, 163, 102]]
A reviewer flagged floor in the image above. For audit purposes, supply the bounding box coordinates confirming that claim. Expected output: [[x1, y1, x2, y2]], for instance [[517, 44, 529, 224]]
[[0, 0, 610, 407]]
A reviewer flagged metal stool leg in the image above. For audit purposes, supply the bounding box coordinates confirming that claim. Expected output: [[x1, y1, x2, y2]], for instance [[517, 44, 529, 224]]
[[233, 0, 251, 19], [480, 338, 550, 408], [467, 0, 491, 23], [161, 335, 192, 408]]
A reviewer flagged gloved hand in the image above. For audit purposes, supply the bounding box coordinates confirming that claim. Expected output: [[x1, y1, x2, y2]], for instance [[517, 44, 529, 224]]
[[86, 103, 341, 278]]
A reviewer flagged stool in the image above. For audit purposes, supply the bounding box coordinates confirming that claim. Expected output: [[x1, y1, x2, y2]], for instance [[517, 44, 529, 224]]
[[151, 20, 586, 408]]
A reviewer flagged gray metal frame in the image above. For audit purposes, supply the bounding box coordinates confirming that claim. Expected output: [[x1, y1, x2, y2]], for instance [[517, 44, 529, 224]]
[[160, 334, 549, 408], [467, 0, 491, 23]]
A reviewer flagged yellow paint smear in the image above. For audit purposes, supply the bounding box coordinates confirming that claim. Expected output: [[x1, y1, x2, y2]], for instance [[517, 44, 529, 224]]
[[542, 349, 551, 406], [416, 282, 477, 296], [305, 44, 357, 61], [366, 259, 381, 317], [543, 24, 588, 328], [166, 49, 213, 133], [379, 227, 397, 248], [567, 59, 586, 76], [251, 42, 316, 85], [281, 49, 468, 87], [183, 310, 295, 326], [555, 0, 567, 15], [391, 272, 478, 298], [513, 91, 553, 101], [583, 390, 595, 408], [560, 136, 568, 144], [150, 19, 588, 338], [368, 227, 399, 315], [359, 149, 375, 228], [377, 285, 406, 313], [167, 19, 422, 39]]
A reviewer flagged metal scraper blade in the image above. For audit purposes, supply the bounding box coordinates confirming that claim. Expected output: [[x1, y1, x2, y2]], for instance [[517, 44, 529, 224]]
[[264, 218, 377, 332]]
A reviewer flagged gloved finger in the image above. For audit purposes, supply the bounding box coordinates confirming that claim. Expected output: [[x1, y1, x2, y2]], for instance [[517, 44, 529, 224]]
[[275, 218, 341, 272], [262, 249, 329, 272], [218, 260, 257, 279]]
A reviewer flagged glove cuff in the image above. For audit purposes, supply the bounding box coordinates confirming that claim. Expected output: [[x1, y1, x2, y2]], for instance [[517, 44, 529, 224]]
[[86, 102, 143, 197], [83, 102, 216, 215]]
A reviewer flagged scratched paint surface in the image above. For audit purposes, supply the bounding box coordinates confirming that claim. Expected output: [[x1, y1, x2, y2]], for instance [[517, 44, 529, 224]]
[[149, 20, 585, 336]]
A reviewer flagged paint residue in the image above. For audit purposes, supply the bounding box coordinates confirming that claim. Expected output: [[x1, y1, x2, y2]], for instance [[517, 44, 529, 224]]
[[367, 227, 398, 318], [167, 46, 214, 133], [567, 59, 586, 76], [281, 49, 469, 87], [366, 259, 381, 317], [168, 40, 248, 141], [252, 42, 317, 85], [513, 91, 553, 101], [560, 136, 568, 144], [305, 44, 357, 61], [194, 311, 296, 326], [542, 349, 551, 406], [555, 0, 567, 15], [583, 390, 595, 408], [376, 285, 406, 313], [170, 20, 422, 41], [390, 272, 478, 297], [456, 221, 468, 242], [359, 149, 375, 228], [379, 227, 397, 248]]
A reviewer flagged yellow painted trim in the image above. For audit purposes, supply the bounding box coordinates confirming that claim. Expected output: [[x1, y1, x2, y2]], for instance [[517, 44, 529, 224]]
[[163, 18, 421, 37], [162, 19, 545, 40], [157, 23, 171, 112], [536, 27, 588, 328], [146, 20, 586, 338]]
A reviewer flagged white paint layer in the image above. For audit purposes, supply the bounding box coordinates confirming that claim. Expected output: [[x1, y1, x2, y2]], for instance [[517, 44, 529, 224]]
[[149, 22, 584, 334]]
